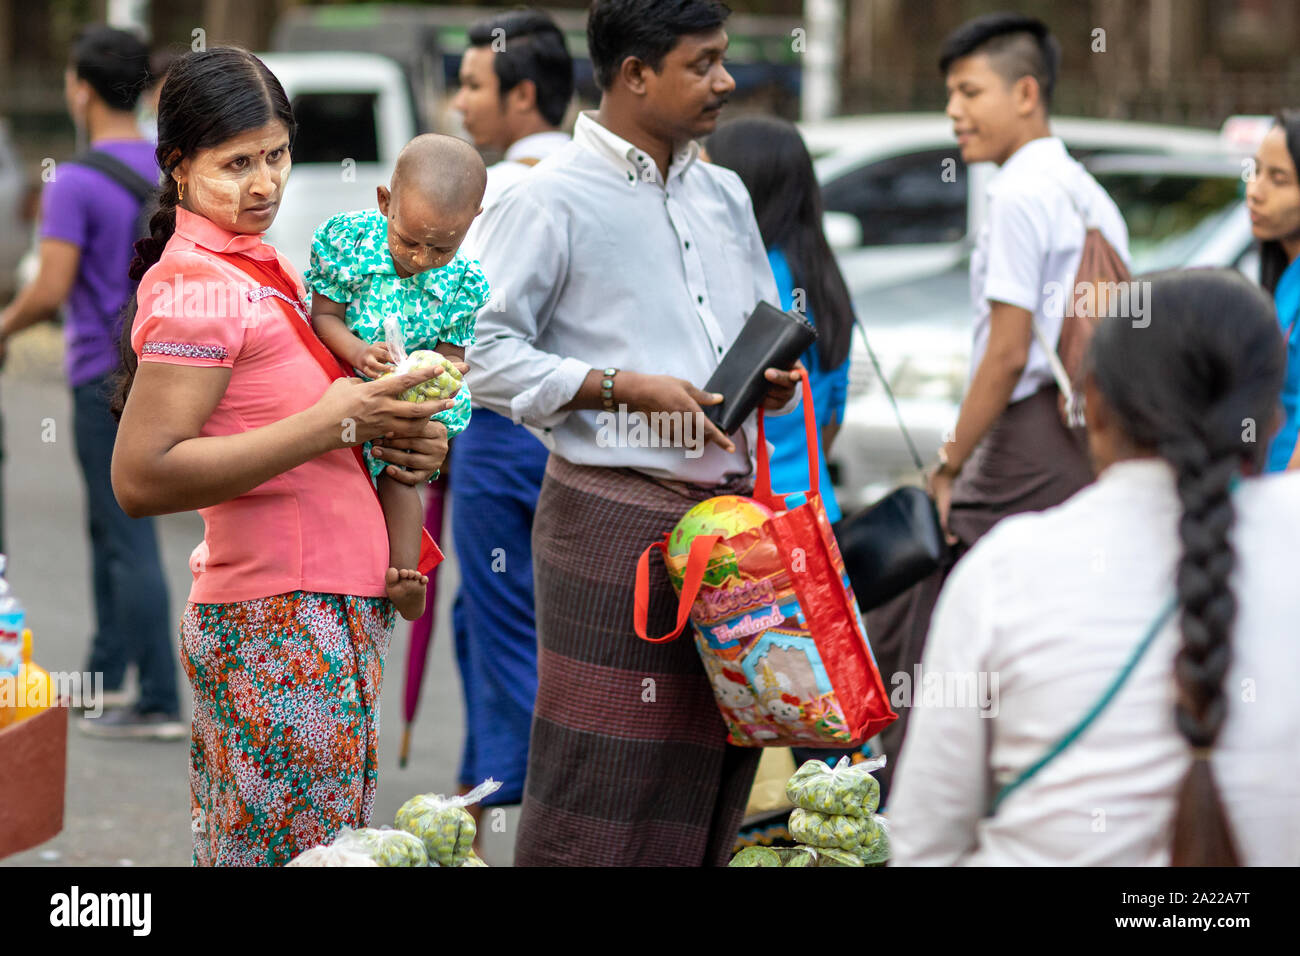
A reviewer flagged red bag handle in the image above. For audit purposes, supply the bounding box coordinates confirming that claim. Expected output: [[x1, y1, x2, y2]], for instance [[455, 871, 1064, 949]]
[[753, 370, 819, 512], [633, 532, 722, 643], [212, 249, 443, 575]]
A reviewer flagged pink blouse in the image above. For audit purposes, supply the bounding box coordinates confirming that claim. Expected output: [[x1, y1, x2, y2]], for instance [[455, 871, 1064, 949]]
[[132, 206, 390, 604]]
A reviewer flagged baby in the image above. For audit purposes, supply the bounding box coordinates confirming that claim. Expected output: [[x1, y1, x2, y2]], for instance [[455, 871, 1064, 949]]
[[307, 134, 489, 621]]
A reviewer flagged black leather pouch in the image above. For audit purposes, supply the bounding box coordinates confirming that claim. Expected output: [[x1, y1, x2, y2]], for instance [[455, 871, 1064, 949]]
[[702, 302, 817, 434]]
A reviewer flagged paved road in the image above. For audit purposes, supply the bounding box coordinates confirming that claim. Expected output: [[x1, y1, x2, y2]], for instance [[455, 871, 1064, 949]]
[[0, 326, 520, 866]]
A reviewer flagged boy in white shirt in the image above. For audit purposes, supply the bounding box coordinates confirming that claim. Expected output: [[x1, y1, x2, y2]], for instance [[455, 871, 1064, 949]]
[[867, 12, 1130, 803]]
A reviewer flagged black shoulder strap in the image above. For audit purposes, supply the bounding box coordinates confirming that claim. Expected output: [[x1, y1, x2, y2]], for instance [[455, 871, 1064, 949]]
[[67, 149, 156, 203]]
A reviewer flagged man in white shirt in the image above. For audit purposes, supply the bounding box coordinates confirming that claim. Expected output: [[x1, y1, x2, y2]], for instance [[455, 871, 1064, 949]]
[[865, 12, 1131, 803], [453, 9, 575, 215], [467, 0, 801, 866], [442, 7, 575, 837]]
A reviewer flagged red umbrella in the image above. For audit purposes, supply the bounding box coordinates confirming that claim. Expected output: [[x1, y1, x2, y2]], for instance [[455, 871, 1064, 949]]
[[399, 472, 448, 768]]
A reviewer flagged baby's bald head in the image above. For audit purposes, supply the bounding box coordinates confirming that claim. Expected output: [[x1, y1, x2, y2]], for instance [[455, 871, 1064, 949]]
[[390, 133, 487, 220], [378, 134, 487, 277]]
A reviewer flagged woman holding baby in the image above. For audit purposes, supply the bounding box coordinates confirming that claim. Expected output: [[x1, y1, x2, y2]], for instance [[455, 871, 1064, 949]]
[[110, 48, 456, 866]]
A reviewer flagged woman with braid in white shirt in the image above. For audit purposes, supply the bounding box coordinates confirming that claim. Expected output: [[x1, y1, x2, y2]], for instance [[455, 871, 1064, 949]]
[[891, 269, 1300, 866]]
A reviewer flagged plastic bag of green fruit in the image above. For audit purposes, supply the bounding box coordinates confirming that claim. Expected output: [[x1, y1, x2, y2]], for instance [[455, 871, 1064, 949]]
[[330, 825, 429, 867], [789, 807, 881, 852], [285, 843, 378, 867], [728, 845, 820, 867], [786, 754, 885, 817], [378, 313, 464, 403], [854, 814, 890, 865], [395, 778, 501, 867], [378, 349, 464, 402], [813, 847, 865, 867]]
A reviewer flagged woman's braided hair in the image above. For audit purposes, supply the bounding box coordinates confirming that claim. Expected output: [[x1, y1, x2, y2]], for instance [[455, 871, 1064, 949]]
[[1087, 268, 1286, 866], [109, 46, 295, 420]]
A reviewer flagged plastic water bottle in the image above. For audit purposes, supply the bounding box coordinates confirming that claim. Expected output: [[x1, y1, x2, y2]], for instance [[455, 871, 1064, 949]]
[[0, 555, 25, 679]]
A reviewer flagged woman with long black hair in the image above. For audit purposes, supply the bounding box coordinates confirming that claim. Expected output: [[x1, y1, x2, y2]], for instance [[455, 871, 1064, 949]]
[[891, 269, 1299, 865], [1247, 109, 1300, 472], [707, 116, 854, 522], [109, 48, 453, 865]]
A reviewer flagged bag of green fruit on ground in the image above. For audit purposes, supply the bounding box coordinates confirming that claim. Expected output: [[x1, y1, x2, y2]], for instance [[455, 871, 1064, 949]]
[[855, 814, 890, 865], [729, 845, 820, 867], [786, 754, 885, 817], [285, 843, 378, 867], [330, 825, 429, 867], [788, 807, 881, 852], [396, 777, 501, 867]]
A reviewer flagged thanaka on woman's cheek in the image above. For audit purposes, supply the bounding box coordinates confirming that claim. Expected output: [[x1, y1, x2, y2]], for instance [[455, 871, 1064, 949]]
[[188, 172, 243, 228]]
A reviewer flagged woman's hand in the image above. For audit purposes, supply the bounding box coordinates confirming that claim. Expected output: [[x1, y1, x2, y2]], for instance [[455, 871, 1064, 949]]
[[310, 366, 454, 450], [372, 421, 449, 485]]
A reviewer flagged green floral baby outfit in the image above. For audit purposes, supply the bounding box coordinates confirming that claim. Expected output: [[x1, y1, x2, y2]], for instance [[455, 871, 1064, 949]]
[[306, 209, 489, 479]]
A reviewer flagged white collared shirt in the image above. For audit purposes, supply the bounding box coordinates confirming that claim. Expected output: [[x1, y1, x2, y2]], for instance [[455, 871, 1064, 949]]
[[969, 136, 1130, 403], [466, 110, 783, 482], [890, 461, 1300, 866]]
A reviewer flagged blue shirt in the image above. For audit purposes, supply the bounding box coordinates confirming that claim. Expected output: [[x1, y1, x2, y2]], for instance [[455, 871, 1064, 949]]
[[1267, 256, 1300, 472], [763, 247, 850, 522]]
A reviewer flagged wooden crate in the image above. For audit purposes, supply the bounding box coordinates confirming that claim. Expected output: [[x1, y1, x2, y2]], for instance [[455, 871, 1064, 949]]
[[0, 704, 67, 859]]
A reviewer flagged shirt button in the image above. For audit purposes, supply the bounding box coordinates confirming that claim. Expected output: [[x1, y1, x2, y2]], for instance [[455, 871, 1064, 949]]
[[697, 295, 704, 304], [684, 240, 691, 249]]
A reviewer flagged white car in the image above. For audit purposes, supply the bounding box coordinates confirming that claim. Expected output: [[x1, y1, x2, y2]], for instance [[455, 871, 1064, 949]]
[[829, 148, 1254, 512], [802, 113, 1226, 296], [257, 52, 418, 276]]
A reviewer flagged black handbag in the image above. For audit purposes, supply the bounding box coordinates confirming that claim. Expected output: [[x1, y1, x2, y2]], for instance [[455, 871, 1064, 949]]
[[836, 319, 951, 611]]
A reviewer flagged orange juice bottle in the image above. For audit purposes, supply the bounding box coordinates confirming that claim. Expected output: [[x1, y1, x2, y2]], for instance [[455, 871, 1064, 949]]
[[15, 630, 54, 723]]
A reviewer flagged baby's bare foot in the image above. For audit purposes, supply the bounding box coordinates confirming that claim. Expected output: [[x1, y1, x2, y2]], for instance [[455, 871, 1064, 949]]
[[386, 566, 428, 621]]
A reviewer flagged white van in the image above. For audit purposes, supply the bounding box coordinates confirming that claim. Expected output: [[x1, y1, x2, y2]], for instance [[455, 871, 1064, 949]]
[[257, 52, 418, 275]]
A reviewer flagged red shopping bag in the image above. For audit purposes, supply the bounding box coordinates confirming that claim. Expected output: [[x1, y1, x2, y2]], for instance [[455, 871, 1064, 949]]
[[634, 374, 896, 747]]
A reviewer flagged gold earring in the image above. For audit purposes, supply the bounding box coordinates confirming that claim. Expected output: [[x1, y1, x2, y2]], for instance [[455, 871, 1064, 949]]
[[177, 180, 185, 201]]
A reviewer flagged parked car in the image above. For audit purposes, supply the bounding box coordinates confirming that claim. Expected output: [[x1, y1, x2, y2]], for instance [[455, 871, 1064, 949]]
[[801, 113, 1226, 296], [829, 149, 1253, 511]]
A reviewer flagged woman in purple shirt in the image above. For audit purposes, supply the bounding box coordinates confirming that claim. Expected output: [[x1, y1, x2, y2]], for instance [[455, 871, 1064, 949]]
[[0, 26, 183, 737]]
